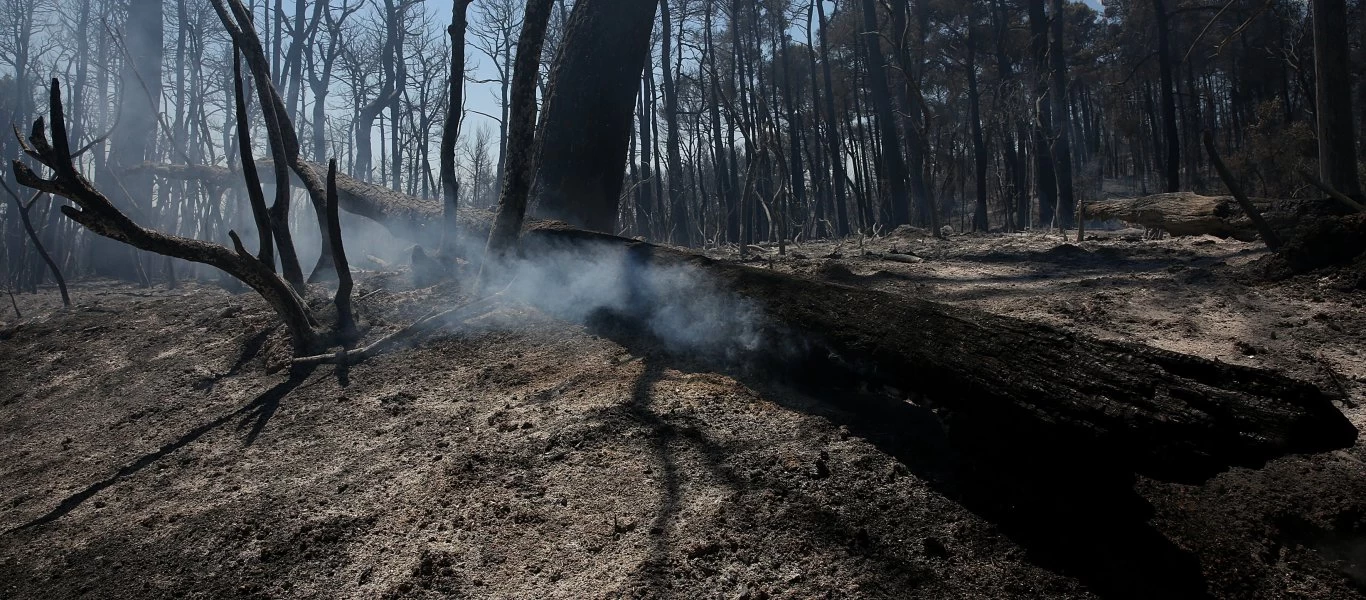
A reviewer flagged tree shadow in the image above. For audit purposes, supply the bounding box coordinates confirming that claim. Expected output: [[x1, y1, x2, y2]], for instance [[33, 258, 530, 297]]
[[586, 310, 1211, 600], [237, 368, 315, 446], [192, 326, 278, 392], [611, 355, 761, 596], [6, 366, 316, 533], [622, 358, 679, 593]]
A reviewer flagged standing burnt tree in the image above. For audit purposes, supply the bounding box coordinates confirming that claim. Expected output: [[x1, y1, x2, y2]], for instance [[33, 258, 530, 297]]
[[531, 0, 659, 234], [440, 0, 474, 257], [482, 0, 555, 259], [12, 0, 362, 357], [17, 81, 326, 354], [1310, 0, 1363, 202]]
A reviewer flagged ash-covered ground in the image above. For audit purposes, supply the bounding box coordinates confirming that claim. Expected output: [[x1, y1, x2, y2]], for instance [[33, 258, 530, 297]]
[[1, 229, 1363, 599]]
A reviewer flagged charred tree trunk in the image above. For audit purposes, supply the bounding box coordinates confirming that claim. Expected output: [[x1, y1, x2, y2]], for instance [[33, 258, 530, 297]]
[[483, 0, 555, 260], [659, 0, 690, 247], [458, 216, 1357, 484], [1310, 0, 1364, 201], [1152, 0, 1181, 193], [17, 81, 322, 355], [530, 0, 659, 234], [232, 51, 278, 273], [1, 185, 69, 307], [213, 0, 337, 283], [1203, 130, 1282, 250], [777, 28, 806, 248], [1028, 0, 1057, 228], [1049, 0, 1075, 229], [816, 0, 851, 238], [636, 83, 656, 238], [706, 0, 737, 244], [325, 160, 355, 337], [142, 144, 1357, 460], [858, 0, 912, 227], [967, 9, 989, 232], [440, 0, 474, 257], [890, 0, 936, 231]]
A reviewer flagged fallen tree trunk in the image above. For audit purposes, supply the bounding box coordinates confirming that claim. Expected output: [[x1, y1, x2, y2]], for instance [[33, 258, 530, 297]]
[[138, 163, 1357, 481], [1082, 192, 1304, 241], [1085, 192, 1366, 274], [506, 223, 1355, 484], [131, 161, 442, 241]]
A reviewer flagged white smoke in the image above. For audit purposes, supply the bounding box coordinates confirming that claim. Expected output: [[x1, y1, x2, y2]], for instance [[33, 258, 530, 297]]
[[497, 237, 768, 359]]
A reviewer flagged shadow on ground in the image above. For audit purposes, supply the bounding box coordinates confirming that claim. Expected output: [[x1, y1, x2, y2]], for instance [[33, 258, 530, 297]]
[[587, 310, 1211, 600], [7, 366, 316, 533]]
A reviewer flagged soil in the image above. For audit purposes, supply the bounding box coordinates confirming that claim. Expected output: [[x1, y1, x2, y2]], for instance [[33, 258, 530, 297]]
[[1, 228, 1364, 599]]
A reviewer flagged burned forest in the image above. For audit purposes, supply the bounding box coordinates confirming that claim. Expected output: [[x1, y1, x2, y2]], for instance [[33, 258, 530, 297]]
[[2, 0, 1366, 597]]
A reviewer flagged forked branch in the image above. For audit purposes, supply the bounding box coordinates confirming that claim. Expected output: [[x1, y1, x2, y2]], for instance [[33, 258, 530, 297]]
[[13, 79, 322, 355]]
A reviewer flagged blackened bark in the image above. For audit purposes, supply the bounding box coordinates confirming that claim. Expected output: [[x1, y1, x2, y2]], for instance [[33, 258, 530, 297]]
[[889, 0, 936, 230], [1153, 0, 1181, 193], [706, 0, 737, 244], [232, 51, 277, 273], [1028, 0, 1057, 228], [1, 185, 69, 307], [1310, 0, 1364, 200], [531, 0, 659, 234], [815, 0, 851, 237], [18, 81, 321, 355], [858, 0, 912, 227], [1203, 131, 1282, 250], [777, 29, 806, 248], [484, 0, 555, 258], [325, 160, 355, 336], [212, 0, 337, 282], [478, 219, 1358, 484], [660, 0, 691, 246], [636, 83, 655, 238], [1049, 0, 1075, 229], [441, 0, 473, 256], [967, 10, 989, 232]]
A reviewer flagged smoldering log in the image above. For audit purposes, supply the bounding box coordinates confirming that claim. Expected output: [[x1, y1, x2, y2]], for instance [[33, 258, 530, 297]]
[[509, 224, 1356, 484], [140, 161, 1356, 481]]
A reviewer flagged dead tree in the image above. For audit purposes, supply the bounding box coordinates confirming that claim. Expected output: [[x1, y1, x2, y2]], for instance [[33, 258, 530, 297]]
[[138, 150, 1357, 479], [1084, 193, 1292, 240], [531, 0, 659, 234], [439, 0, 474, 258], [324, 194, 1360, 482], [1203, 130, 1281, 250], [325, 160, 355, 336], [511, 224, 1355, 483], [482, 0, 554, 261], [15, 80, 324, 354], [210, 0, 338, 283], [858, 0, 912, 226], [0, 180, 69, 307], [232, 50, 278, 274], [130, 160, 443, 243], [1310, 0, 1364, 202]]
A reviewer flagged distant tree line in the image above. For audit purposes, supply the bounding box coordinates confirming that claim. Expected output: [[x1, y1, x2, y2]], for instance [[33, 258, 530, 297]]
[[0, 0, 1362, 289]]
